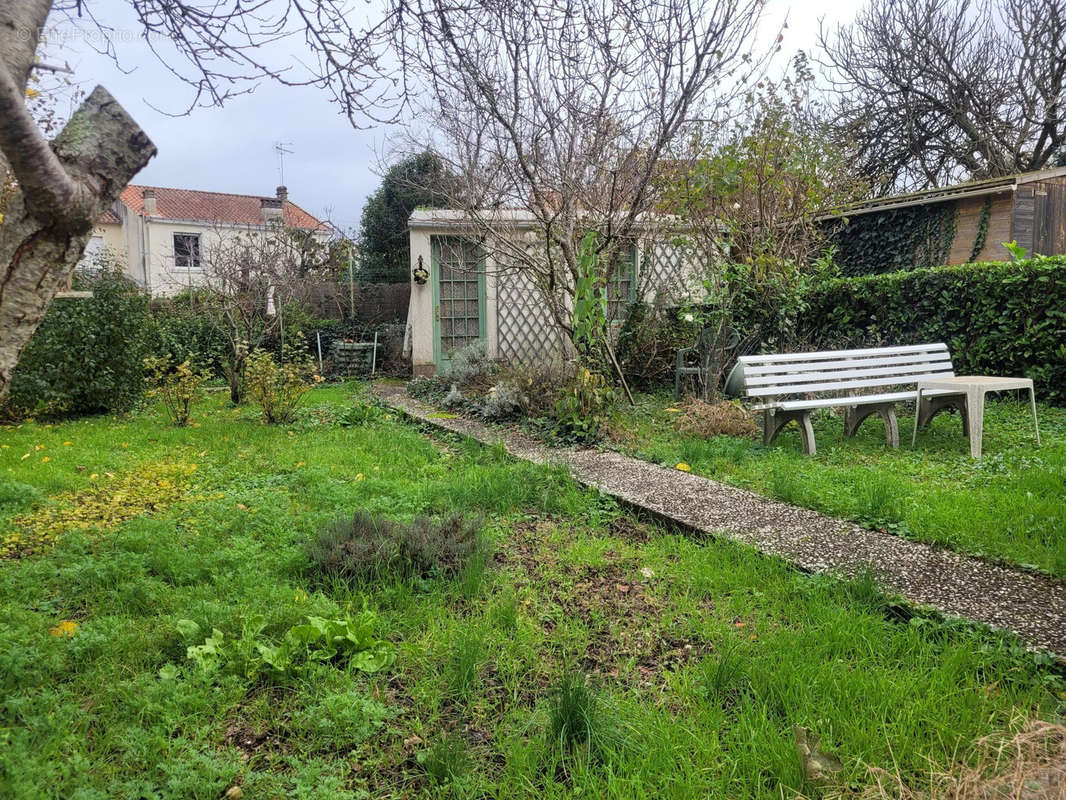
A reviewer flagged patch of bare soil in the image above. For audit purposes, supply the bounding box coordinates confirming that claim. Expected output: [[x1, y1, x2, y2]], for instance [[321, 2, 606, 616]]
[[496, 519, 708, 685], [839, 720, 1066, 800], [223, 717, 286, 761]]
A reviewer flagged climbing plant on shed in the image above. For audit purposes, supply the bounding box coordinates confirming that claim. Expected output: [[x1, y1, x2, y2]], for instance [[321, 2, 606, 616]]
[[828, 201, 958, 276]]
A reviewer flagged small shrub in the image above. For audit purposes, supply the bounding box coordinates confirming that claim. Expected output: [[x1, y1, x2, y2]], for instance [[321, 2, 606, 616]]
[[408, 374, 447, 401], [476, 381, 525, 421], [245, 348, 320, 424], [675, 399, 759, 439], [500, 361, 576, 417], [546, 369, 618, 445], [307, 510, 485, 582], [144, 355, 211, 426], [616, 299, 697, 390], [441, 384, 465, 410], [442, 341, 497, 391]]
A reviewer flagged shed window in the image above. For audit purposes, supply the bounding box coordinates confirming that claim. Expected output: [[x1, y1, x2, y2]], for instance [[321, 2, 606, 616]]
[[173, 233, 202, 270]]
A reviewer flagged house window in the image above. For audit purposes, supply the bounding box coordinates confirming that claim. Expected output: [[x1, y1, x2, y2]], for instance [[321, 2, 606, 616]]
[[606, 244, 637, 321], [173, 233, 202, 270]]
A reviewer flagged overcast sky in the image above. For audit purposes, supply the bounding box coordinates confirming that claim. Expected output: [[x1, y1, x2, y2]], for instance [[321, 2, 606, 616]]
[[47, 1, 857, 233]]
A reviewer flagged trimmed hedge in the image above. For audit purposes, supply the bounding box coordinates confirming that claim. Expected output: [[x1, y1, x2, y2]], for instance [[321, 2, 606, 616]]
[[6, 271, 154, 417], [796, 257, 1066, 404]]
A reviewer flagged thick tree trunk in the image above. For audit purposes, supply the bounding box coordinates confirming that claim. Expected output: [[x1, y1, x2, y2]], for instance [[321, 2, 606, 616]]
[[0, 2, 156, 401]]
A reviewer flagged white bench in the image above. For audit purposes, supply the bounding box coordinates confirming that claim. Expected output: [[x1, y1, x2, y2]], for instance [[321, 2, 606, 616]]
[[734, 343, 967, 456]]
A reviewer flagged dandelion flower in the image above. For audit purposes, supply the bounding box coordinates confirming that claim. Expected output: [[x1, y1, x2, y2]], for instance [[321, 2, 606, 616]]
[[50, 620, 78, 637]]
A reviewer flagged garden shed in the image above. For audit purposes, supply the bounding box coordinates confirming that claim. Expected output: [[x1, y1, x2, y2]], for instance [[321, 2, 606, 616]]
[[823, 167, 1066, 275], [405, 210, 700, 376]]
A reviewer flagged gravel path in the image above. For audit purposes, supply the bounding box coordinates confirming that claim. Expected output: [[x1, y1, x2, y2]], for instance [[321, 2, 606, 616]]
[[376, 385, 1066, 656]]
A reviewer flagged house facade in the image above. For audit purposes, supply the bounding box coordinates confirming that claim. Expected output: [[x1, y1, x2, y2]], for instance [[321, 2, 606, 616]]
[[406, 210, 702, 376], [81, 185, 331, 295]]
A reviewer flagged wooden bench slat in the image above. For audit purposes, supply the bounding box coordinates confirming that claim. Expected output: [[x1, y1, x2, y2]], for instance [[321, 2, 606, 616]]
[[740, 343, 948, 365], [745, 370, 957, 397], [745, 361, 954, 388], [741, 352, 953, 377]]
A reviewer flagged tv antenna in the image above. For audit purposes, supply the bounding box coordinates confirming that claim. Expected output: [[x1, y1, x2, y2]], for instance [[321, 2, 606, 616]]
[[274, 141, 294, 185]]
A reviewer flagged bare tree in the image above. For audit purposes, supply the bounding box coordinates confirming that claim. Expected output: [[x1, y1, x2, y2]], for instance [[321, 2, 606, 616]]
[[821, 0, 1066, 195], [664, 57, 866, 397], [176, 224, 327, 403], [390, 0, 770, 389]]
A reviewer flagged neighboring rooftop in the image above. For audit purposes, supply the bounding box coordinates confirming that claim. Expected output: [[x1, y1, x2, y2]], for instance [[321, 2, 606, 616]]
[[104, 184, 329, 230], [826, 166, 1066, 219]]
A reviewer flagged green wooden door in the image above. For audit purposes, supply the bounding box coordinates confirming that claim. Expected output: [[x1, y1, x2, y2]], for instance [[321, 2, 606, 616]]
[[431, 236, 486, 371]]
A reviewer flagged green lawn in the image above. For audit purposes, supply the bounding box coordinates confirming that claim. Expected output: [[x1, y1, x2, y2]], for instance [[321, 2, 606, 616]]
[[611, 394, 1066, 578], [1, 383, 1063, 798]]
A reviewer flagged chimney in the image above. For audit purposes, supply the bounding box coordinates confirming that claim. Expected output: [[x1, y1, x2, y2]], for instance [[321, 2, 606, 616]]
[[142, 188, 157, 216], [276, 185, 288, 203], [261, 196, 284, 225]]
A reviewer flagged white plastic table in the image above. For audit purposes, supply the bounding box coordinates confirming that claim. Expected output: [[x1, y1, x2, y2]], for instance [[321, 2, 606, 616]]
[[912, 376, 1040, 459]]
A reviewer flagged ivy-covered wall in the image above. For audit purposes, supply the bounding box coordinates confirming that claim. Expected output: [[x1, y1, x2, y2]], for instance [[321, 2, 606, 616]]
[[827, 201, 960, 276], [794, 258, 1066, 404]]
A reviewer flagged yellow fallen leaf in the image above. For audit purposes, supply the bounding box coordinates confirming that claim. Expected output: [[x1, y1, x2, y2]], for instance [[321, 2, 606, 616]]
[[41, 456, 50, 463], [295, 461, 305, 468], [35, 444, 45, 451], [355, 473, 365, 481], [89, 473, 99, 479], [21, 453, 30, 460], [665, 408, 682, 413], [675, 462, 691, 472], [50, 620, 77, 637]]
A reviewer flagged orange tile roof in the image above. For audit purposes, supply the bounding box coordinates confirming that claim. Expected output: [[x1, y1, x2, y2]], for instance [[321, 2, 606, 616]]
[[119, 184, 328, 230]]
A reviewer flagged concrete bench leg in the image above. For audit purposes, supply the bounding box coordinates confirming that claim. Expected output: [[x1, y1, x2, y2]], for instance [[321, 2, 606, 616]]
[[764, 409, 817, 456], [917, 392, 969, 436], [843, 402, 899, 448], [966, 388, 985, 459]]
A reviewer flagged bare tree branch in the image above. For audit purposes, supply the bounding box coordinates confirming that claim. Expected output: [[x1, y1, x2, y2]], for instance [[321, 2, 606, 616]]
[[820, 0, 1066, 194]]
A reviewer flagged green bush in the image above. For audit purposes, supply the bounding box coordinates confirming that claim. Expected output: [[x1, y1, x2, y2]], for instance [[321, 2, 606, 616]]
[[5, 270, 153, 418], [307, 510, 485, 582], [245, 348, 320, 424], [797, 257, 1066, 404], [151, 296, 229, 378]]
